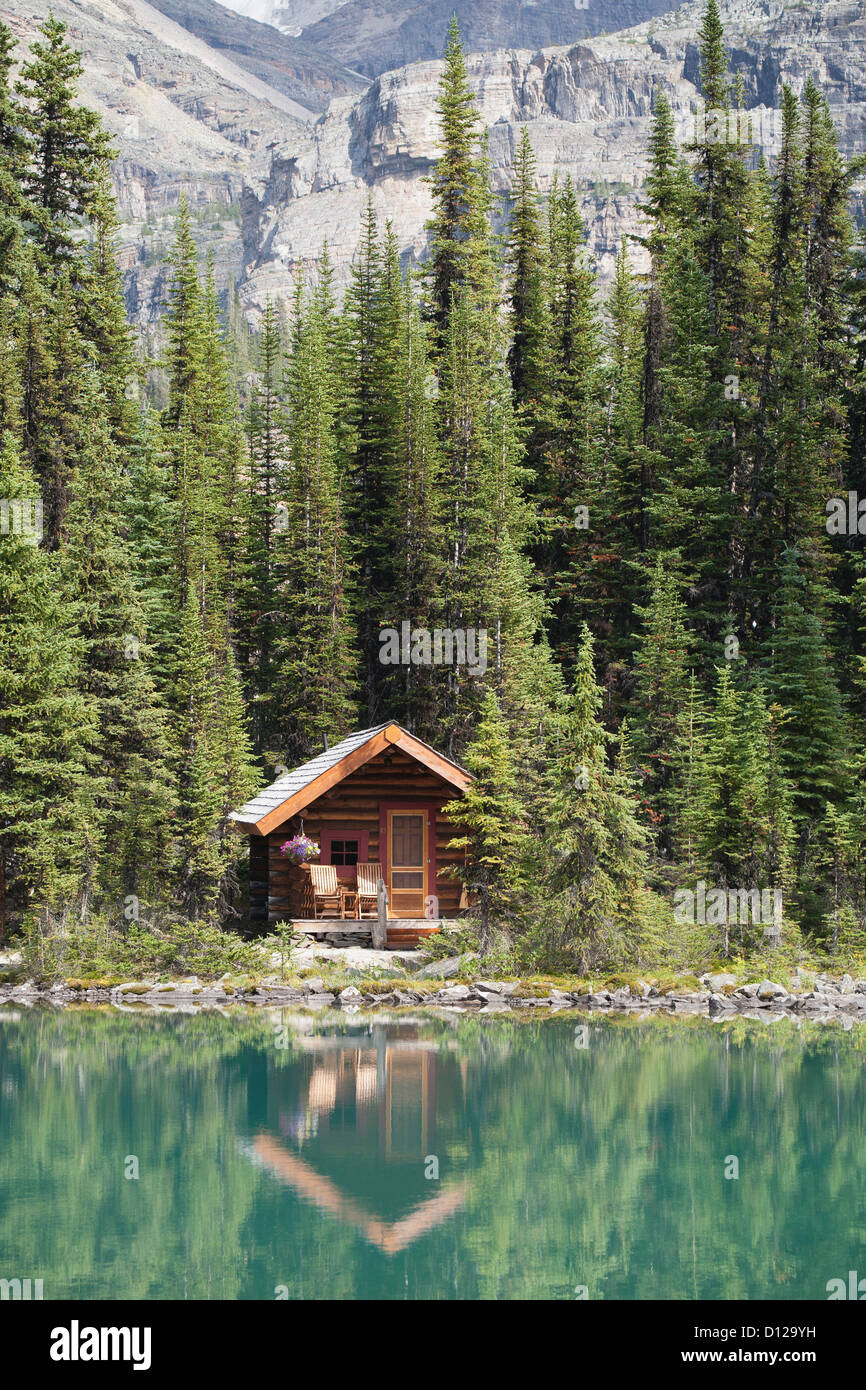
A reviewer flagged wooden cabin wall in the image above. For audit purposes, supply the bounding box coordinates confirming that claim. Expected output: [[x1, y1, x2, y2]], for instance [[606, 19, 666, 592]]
[[257, 747, 467, 926], [248, 835, 269, 924]]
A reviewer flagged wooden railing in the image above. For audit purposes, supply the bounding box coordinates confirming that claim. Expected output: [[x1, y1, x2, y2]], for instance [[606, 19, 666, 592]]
[[373, 878, 389, 949]]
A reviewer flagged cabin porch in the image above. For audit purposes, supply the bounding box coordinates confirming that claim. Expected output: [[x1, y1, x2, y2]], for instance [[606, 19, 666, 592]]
[[235, 723, 472, 946], [289, 918, 443, 949]]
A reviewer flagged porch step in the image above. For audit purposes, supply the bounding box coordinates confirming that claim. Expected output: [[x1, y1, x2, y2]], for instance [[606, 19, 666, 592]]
[[385, 926, 441, 949]]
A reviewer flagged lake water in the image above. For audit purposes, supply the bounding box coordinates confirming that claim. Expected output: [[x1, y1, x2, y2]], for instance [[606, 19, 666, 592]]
[[1, 1006, 864, 1300]]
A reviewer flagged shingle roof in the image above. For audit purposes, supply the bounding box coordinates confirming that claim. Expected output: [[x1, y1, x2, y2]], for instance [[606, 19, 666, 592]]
[[230, 724, 392, 826]]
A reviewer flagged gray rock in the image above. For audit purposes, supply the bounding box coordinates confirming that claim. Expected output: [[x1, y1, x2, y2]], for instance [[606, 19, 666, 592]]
[[416, 954, 476, 980], [756, 979, 787, 1000], [301, 977, 325, 993], [475, 979, 518, 995], [708, 993, 735, 1015], [549, 989, 576, 1005], [338, 985, 361, 1001], [435, 984, 473, 1001], [239, 0, 866, 328], [708, 972, 737, 990]]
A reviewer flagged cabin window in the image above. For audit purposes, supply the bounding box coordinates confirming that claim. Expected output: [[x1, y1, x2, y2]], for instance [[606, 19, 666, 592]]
[[320, 829, 370, 879]]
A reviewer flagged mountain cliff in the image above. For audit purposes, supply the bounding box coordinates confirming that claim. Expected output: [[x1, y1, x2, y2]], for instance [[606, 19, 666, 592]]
[[9, 0, 866, 326], [4, 0, 364, 323], [239, 0, 866, 319], [218, 0, 687, 76]]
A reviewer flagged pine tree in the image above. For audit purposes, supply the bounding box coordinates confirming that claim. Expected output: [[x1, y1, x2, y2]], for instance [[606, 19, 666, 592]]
[[631, 558, 692, 862], [443, 688, 528, 955], [15, 15, 113, 265], [239, 297, 286, 755], [689, 665, 793, 955], [59, 384, 175, 905], [765, 547, 846, 825], [506, 127, 548, 406], [649, 211, 732, 652], [270, 281, 358, 761], [534, 175, 606, 668], [343, 201, 392, 720], [0, 22, 31, 286], [0, 433, 93, 936], [425, 17, 495, 337], [371, 230, 444, 734], [542, 625, 652, 971]]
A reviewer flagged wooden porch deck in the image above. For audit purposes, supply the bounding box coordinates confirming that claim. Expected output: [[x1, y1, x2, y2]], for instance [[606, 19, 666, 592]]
[[292, 919, 442, 933], [291, 919, 442, 948]]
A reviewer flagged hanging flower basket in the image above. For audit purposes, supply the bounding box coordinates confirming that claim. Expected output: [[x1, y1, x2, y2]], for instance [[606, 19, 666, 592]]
[[279, 833, 320, 865]]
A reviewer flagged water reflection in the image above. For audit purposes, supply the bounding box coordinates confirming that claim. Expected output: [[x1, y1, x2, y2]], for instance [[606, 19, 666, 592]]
[[2, 1007, 866, 1299], [244, 1018, 469, 1253]]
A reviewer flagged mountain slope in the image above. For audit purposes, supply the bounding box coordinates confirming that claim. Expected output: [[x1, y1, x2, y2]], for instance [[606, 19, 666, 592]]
[[238, 0, 866, 317], [146, 0, 367, 111], [4, 0, 364, 323], [296, 0, 690, 79]]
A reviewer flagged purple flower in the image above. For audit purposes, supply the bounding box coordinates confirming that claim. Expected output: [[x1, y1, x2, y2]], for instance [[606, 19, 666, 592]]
[[279, 833, 320, 864]]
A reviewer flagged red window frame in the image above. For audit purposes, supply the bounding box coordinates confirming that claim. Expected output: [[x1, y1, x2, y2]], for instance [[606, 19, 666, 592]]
[[320, 829, 369, 881]]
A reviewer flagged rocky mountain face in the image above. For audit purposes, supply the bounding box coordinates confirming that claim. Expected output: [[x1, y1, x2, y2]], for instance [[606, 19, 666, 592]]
[[217, 0, 355, 36], [239, 0, 866, 318], [5, 0, 364, 325], [295, 0, 688, 79], [219, 0, 687, 77], [145, 0, 366, 110], [10, 0, 866, 327]]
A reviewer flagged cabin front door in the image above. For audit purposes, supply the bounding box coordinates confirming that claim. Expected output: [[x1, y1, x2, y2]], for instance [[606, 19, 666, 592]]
[[387, 810, 427, 918]]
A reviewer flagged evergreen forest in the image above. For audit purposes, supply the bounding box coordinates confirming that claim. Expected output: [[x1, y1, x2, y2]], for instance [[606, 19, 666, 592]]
[[2, 3, 866, 978]]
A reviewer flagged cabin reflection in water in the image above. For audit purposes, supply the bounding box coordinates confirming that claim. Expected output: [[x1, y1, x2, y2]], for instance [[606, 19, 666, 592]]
[[244, 1021, 471, 1254]]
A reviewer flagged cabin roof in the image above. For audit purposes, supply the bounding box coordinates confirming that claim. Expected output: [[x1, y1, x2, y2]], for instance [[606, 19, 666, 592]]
[[230, 722, 471, 836]]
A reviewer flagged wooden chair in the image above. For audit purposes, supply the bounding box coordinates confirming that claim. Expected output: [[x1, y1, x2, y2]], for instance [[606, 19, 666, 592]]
[[356, 863, 380, 920], [309, 864, 344, 919]]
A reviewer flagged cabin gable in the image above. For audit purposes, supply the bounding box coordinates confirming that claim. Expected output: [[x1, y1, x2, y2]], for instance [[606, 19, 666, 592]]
[[236, 725, 471, 928]]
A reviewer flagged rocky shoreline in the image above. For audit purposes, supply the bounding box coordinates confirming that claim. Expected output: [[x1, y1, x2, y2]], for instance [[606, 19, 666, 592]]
[[4, 966, 866, 1023]]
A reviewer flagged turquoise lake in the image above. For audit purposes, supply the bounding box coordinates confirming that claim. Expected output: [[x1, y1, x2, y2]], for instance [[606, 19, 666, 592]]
[[1, 1006, 864, 1300]]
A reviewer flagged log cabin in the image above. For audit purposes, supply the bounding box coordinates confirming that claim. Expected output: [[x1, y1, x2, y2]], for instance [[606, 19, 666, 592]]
[[230, 723, 472, 945]]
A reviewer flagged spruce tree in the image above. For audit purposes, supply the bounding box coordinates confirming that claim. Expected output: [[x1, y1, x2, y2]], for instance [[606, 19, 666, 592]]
[[506, 126, 548, 406], [765, 547, 846, 824], [631, 558, 692, 863], [443, 687, 528, 955], [15, 15, 113, 265], [239, 296, 286, 756], [542, 625, 652, 971], [425, 18, 495, 337], [0, 433, 93, 937], [270, 280, 358, 761]]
